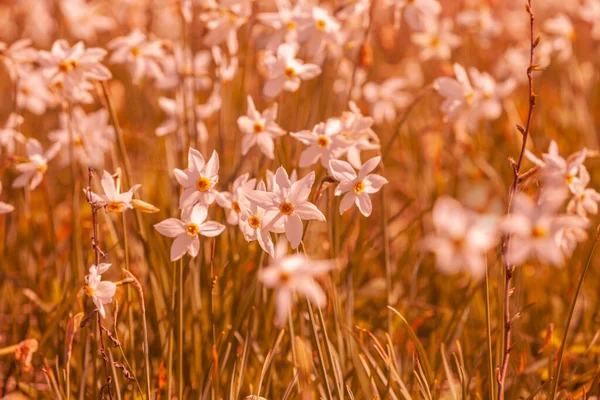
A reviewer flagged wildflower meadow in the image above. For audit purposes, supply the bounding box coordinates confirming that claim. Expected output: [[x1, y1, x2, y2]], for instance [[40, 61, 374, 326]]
[[1, 0, 600, 399]]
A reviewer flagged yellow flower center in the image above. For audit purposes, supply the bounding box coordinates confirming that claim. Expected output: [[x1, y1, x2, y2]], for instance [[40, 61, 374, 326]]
[[186, 223, 199, 236], [353, 180, 365, 194], [317, 135, 329, 148], [36, 162, 48, 174], [130, 47, 141, 57], [430, 36, 441, 47], [196, 177, 211, 192], [279, 201, 294, 215], [279, 271, 291, 282], [531, 224, 548, 238], [315, 19, 327, 31], [565, 174, 574, 184], [285, 67, 296, 78], [248, 215, 261, 229], [286, 21, 296, 30], [231, 201, 241, 213], [253, 122, 264, 134], [73, 135, 83, 146], [465, 91, 475, 103], [58, 60, 73, 73], [84, 285, 94, 297], [107, 202, 125, 213]]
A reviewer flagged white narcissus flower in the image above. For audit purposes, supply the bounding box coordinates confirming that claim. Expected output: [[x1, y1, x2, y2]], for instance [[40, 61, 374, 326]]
[[456, 8, 502, 45], [0, 183, 14, 214], [49, 107, 115, 168], [336, 101, 380, 169], [215, 173, 257, 225], [262, 43, 321, 98], [37, 40, 112, 94], [245, 167, 326, 249], [500, 193, 588, 266], [468, 67, 515, 122], [107, 30, 165, 84], [239, 181, 285, 257], [0, 113, 25, 154], [421, 196, 498, 280], [291, 118, 344, 168], [555, 225, 589, 258], [87, 170, 141, 213], [0, 39, 38, 80], [237, 96, 286, 159], [525, 140, 587, 205], [363, 78, 414, 124], [433, 63, 474, 124], [84, 263, 117, 319], [212, 46, 239, 85], [329, 156, 388, 217], [387, 0, 441, 30], [260, 239, 333, 325], [12, 139, 60, 191], [201, 0, 250, 55], [295, 6, 341, 60], [566, 166, 600, 218], [411, 18, 462, 61], [174, 148, 220, 209], [257, 0, 308, 51], [157, 47, 212, 91], [154, 204, 226, 261]]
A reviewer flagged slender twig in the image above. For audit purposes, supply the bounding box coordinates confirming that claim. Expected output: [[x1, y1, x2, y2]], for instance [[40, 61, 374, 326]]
[[497, 2, 538, 399], [550, 226, 600, 399]]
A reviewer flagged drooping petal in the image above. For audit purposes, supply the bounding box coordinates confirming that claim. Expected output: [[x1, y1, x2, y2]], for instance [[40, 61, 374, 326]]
[[285, 213, 304, 249], [294, 202, 326, 221], [170, 234, 192, 261]]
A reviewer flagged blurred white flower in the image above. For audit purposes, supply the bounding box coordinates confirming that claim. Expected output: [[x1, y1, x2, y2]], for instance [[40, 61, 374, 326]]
[[543, 14, 575, 62], [246, 167, 325, 249], [16, 69, 57, 115], [174, 148, 220, 209], [212, 46, 239, 85], [49, 108, 115, 168], [12, 139, 60, 191], [154, 203, 226, 261], [566, 166, 600, 218], [580, 0, 600, 40], [387, 0, 441, 30], [329, 156, 388, 217], [87, 170, 141, 213], [336, 101, 379, 169], [260, 239, 333, 325], [456, 8, 502, 45], [60, 0, 115, 42], [257, 0, 308, 51], [157, 47, 212, 91], [84, 263, 116, 319], [500, 193, 587, 266], [202, 0, 250, 55], [422, 196, 498, 280], [555, 225, 589, 258], [295, 6, 341, 60], [0, 183, 14, 214], [108, 30, 165, 84], [216, 173, 256, 225], [155, 94, 208, 144], [411, 18, 461, 61], [0, 39, 38, 80], [363, 78, 414, 124], [262, 42, 322, 98], [291, 118, 344, 168], [0, 113, 25, 154], [237, 96, 286, 159]]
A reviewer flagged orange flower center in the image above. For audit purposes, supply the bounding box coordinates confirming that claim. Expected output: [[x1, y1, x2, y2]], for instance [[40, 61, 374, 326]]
[[84, 285, 94, 297], [231, 201, 241, 213], [107, 202, 125, 213], [130, 47, 141, 57], [285, 67, 296, 78], [315, 19, 327, 31], [531, 224, 548, 238], [353, 180, 365, 194], [279, 202, 294, 215], [186, 223, 199, 236], [196, 177, 211, 192], [253, 122, 264, 134], [317, 135, 329, 147], [248, 215, 261, 229]]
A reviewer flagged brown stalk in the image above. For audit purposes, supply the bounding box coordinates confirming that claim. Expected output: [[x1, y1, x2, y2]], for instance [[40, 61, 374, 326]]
[[497, 2, 538, 399]]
